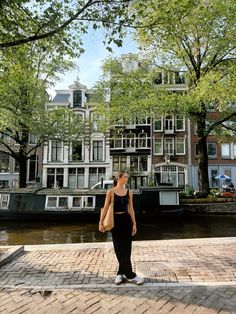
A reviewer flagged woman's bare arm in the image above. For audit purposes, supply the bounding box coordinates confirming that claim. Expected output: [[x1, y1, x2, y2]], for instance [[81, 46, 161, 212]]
[[128, 190, 136, 225]]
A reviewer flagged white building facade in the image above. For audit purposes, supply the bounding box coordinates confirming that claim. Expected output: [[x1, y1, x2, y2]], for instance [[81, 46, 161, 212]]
[[42, 80, 112, 189]]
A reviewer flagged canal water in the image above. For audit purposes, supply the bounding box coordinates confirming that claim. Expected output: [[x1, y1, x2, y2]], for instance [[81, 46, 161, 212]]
[[1, 214, 236, 245]]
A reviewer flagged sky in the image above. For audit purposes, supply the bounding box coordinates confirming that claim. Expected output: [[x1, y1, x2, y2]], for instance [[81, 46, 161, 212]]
[[48, 28, 138, 97]]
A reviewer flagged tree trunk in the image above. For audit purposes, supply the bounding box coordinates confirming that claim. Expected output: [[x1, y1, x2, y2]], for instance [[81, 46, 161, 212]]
[[198, 135, 210, 195], [197, 107, 210, 196], [18, 156, 27, 188], [18, 142, 28, 188]]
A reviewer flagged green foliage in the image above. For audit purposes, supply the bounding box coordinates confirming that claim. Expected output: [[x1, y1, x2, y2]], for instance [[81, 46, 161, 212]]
[[0, 0, 133, 54]]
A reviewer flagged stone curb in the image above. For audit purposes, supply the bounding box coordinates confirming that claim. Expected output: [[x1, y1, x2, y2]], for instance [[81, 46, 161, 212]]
[[22, 236, 236, 251], [1, 281, 236, 291], [0, 245, 24, 267]]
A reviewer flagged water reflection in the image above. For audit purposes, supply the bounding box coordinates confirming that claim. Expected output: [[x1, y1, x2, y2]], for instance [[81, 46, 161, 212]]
[[1, 214, 236, 245]]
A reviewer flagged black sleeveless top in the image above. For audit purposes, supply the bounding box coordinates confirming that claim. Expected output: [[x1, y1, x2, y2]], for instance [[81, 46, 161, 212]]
[[113, 189, 129, 212]]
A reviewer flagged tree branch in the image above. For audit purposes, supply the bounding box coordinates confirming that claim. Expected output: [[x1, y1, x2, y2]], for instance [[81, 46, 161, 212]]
[[206, 112, 236, 135], [0, 0, 100, 48]]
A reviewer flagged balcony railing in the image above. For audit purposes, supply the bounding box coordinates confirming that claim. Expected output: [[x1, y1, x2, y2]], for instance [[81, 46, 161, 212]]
[[110, 137, 151, 150]]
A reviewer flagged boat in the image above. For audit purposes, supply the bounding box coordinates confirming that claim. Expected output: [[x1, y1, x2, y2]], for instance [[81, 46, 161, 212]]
[[0, 187, 183, 221]]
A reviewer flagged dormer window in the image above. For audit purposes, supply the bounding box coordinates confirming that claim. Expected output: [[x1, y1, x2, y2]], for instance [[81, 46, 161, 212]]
[[73, 90, 82, 107]]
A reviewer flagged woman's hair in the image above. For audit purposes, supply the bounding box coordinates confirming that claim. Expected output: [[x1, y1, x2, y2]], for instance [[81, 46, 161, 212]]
[[113, 170, 128, 187]]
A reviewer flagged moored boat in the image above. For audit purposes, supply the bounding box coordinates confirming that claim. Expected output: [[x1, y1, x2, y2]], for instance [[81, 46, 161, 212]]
[[0, 187, 183, 221]]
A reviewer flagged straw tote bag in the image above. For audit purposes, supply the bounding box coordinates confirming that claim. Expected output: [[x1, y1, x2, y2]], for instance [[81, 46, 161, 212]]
[[103, 188, 115, 231]]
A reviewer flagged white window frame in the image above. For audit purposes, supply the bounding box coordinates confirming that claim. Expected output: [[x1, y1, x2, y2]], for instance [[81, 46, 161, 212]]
[[164, 138, 174, 155], [164, 115, 174, 132], [126, 133, 135, 148], [154, 117, 163, 132], [175, 114, 185, 131], [0, 194, 10, 209], [154, 138, 163, 155], [221, 143, 230, 159], [176, 137, 185, 155], [70, 140, 83, 161], [112, 136, 123, 149], [233, 143, 236, 158], [50, 140, 63, 162], [207, 143, 217, 159], [91, 140, 104, 161], [138, 133, 148, 148], [45, 195, 95, 211]]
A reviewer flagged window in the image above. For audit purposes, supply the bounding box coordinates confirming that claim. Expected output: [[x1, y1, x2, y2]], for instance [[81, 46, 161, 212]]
[[137, 116, 149, 125], [89, 167, 105, 188], [196, 143, 217, 159], [51, 141, 62, 161], [224, 169, 231, 177], [72, 197, 82, 208], [0, 194, 10, 209], [208, 143, 217, 159], [68, 168, 84, 189], [47, 168, 64, 188], [154, 118, 163, 131], [92, 141, 103, 161], [14, 159, 19, 173], [0, 152, 9, 173], [92, 113, 103, 132], [47, 196, 57, 207], [138, 133, 147, 148], [154, 72, 162, 84], [58, 197, 68, 208], [164, 138, 174, 155], [126, 133, 135, 148], [0, 181, 9, 189], [73, 90, 82, 107], [175, 115, 184, 131], [71, 141, 82, 161], [113, 156, 127, 171], [221, 143, 230, 158], [154, 138, 163, 155], [233, 143, 236, 158], [28, 155, 38, 181], [175, 71, 185, 84], [139, 156, 148, 171], [130, 156, 147, 172], [130, 156, 139, 171], [176, 137, 185, 155], [210, 170, 218, 187], [111, 136, 123, 149], [29, 133, 37, 145], [165, 115, 174, 131], [84, 196, 94, 208]]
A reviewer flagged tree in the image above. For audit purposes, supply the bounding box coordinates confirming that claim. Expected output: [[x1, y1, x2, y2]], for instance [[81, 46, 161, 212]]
[[0, 44, 85, 188], [94, 0, 236, 195], [0, 0, 133, 53]]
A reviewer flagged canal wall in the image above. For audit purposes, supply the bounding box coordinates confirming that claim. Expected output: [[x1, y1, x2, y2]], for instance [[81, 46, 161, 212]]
[[182, 202, 236, 214]]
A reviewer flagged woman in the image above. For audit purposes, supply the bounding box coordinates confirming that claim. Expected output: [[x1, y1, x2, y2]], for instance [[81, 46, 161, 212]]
[[99, 170, 144, 285]]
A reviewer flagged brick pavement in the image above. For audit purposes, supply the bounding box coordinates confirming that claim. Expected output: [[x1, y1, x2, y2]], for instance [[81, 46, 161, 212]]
[[0, 237, 236, 313]]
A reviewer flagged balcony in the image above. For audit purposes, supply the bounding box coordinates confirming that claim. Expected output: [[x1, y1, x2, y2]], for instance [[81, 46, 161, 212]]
[[110, 136, 151, 151]]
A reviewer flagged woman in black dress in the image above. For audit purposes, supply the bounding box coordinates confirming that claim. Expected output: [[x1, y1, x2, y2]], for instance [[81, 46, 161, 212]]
[[99, 170, 144, 285]]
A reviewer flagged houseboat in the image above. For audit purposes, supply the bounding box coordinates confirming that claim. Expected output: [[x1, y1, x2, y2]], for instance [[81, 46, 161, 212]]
[[0, 187, 183, 221]]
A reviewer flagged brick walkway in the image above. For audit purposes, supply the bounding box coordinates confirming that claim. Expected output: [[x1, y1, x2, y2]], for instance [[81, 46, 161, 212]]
[[1, 237, 236, 313]]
